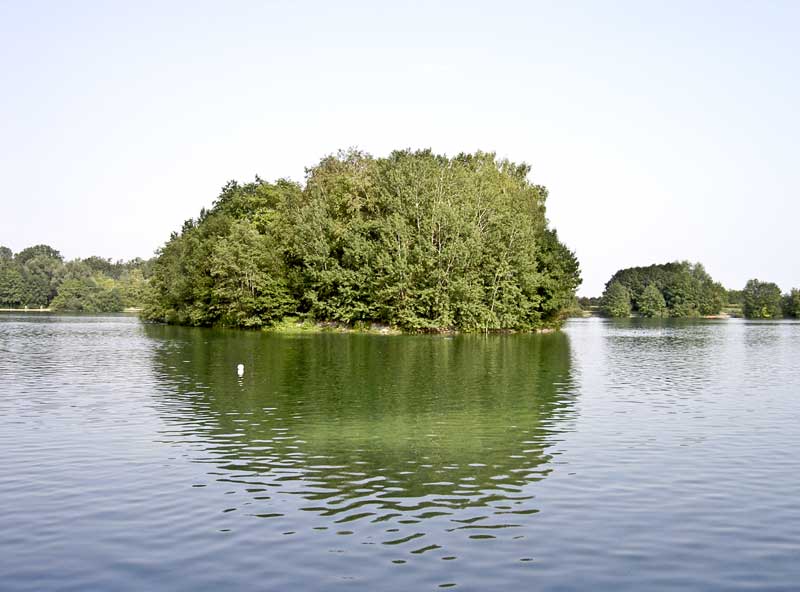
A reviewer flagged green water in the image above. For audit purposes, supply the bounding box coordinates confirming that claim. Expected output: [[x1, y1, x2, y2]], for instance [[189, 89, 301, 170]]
[[146, 325, 575, 513]]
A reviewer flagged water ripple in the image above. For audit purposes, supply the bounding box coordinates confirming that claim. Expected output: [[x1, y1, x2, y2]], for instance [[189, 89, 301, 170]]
[[2, 314, 800, 590]]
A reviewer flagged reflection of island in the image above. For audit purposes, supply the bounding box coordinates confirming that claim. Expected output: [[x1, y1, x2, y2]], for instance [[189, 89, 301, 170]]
[[145, 326, 577, 549]]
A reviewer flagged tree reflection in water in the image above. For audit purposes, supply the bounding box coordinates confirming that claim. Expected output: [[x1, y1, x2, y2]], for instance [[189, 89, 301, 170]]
[[145, 326, 577, 553]]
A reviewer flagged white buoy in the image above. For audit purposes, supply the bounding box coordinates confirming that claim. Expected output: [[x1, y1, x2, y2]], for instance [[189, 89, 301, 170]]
[[237, 363, 245, 377]]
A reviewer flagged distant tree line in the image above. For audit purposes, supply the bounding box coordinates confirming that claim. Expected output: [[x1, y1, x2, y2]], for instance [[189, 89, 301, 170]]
[[0, 245, 151, 312], [600, 261, 725, 318], [595, 261, 798, 320], [143, 149, 582, 332], [577, 296, 602, 309]]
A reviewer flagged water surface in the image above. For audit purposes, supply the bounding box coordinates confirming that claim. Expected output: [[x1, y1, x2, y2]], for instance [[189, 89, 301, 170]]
[[1, 315, 799, 590]]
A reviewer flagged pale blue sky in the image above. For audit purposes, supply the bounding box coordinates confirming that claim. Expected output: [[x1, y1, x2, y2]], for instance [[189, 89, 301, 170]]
[[1, 1, 797, 295]]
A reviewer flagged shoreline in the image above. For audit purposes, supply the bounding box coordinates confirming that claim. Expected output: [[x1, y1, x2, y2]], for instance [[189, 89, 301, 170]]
[[262, 317, 561, 336]]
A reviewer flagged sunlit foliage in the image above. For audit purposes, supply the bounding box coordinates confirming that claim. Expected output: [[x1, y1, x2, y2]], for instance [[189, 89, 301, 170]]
[[143, 149, 582, 332]]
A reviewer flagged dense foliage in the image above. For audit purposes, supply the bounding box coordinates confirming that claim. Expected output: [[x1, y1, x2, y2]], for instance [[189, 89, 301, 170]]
[[742, 279, 783, 319], [783, 289, 800, 319], [0, 245, 151, 312], [601, 281, 632, 318], [594, 269, 799, 320], [600, 261, 725, 318], [638, 283, 667, 318], [143, 149, 582, 332]]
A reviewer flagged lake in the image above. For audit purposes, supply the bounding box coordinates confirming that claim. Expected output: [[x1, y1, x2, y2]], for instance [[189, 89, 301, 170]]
[[1, 314, 799, 591]]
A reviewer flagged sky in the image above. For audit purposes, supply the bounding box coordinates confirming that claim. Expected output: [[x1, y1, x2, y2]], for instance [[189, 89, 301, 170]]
[[1, 1, 798, 296]]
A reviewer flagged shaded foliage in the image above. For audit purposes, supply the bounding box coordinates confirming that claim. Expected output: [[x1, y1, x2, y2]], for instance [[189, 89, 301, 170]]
[[783, 289, 800, 319], [143, 149, 582, 332]]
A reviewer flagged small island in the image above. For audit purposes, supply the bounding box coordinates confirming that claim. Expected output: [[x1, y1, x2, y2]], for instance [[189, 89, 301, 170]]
[[142, 149, 581, 333]]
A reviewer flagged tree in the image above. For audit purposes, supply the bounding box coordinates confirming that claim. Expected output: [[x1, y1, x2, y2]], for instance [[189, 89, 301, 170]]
[[117, 269, 149, 308], [534, 229, 582, 324], [782, 288, 800, 319], [82, 256, 116, 278], [209, 220, 296, 327], [602, 281, 631, 317], [664, 273, 700, 317], [20, 251, 63, 307], [143, 149, 582, 331], [638, 283, 667, 317], [15, 244, 62, 266], [742, 279, 783, 319], [0, 265, 26, 307]]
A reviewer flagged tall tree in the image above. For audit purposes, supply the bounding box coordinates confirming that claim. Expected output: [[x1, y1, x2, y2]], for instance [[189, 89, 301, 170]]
[[742, 279, 783, 319], [602, 281, 632, 318], [638, 283, 667, 317], [0, 265, 26, 307], [19, 247, 64, 307], [209, 220, 296, 327]]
